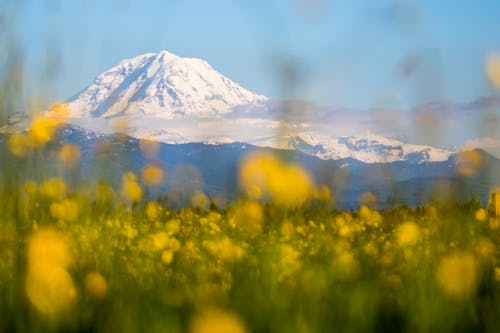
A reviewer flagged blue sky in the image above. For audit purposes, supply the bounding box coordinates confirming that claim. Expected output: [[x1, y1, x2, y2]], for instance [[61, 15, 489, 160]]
[[8, 0, 500, 109]]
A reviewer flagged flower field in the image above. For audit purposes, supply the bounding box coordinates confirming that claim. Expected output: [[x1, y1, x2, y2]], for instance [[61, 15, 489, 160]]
[[0, 113, 500, 332]]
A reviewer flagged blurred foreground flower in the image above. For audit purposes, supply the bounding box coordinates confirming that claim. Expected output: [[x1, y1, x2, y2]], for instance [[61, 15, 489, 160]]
[[191, 190, 209, 210], [40, 178, 67, 199], [59, 144, 81, 168], [455, 150, 483, 177], [50, 199, 79, 222], [436, 252, 478, 299], [190, 309, 247, 333], [142, 164, 165, 186], [85, 272, 108, 300], [8, 103, 69, 157], [229, 201, 264, 238], [239, 151, 314, 207], [396, 222, 420, 247], [25, 229, 77, 316], [486, 54, 500, 90], [29, 103, 68, 147], [121, 172, 143, 203]]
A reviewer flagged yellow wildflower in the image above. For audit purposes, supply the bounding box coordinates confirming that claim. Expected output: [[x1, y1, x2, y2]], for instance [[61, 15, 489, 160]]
[[8, 133, 31, 157], [25, 229, 77, 316], [238, 151, 314, 207], [230, 201, 264, 238], [25, 263, 77, 316], [359, 192, 377, 207], [28, 109, 66, 147], [486, 53, 500, 89], [190, 309, 247, 333], [121, 172, 142, 203], [455, 150, 484, 177], [396, 222, 420, 247], [436, 252, 478, 299], [141, 164, 165, 186], [161, 250, 174, 264], [204, 237, 244, 262], [145, 201, 162, 221], [27, 229, 73, 269], [333, 250, 360, 281], [40, 178, 67, 199], [190, 190, 209, 210], [58, 144, 81, 168], [50, 199, 79, 222], [85, 272, 108, 300]]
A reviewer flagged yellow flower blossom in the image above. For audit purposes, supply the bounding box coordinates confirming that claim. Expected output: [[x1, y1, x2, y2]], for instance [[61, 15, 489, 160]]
[[189, 309, 247, 333], [314, 184, 331, 201], [25, 263, 78, 316], [190, 190, 209, 210], [141, 164, 165, 186], [396, 222, 421, 247], [28, 110, 66, 147], [475, 208, 488, 222], [47, 102, 70, 119], [40, 178, 67, 199], [145, 201, 162, 221], [161, 250, 174, 264], [204, 237, 244, 262], [486, 53, 500, 89], [359, 192, 377, 207], [333, 250, 360, 281], [455, 150, 484, 177], [474, 237, 495, 260], [121, 172, 142, 203], [238, 151, 314, 207], [166, 219, 181, 235], [50, 199, 79, 222], [230, 201, 264, 238], [280, 220, 295, 239], [27, 229, 73, 269], [85, 272, 108, 300], [246, 185, 262, 200], [58, 144, 81, 168], [8, 133, 31, 157], [24, 181, 37, 196], [25, 229, 77, 316], [495, 267, 500, 282], [279, 244, 301, 280], [436, 252, 478, 299], [489, 191, 500, 216], [152, 231, 170, 251]]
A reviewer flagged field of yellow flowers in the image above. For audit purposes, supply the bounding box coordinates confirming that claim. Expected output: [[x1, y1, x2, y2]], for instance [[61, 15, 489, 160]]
[[1, 110, 500, 332]]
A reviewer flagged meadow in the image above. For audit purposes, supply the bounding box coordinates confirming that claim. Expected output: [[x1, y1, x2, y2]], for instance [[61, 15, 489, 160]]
[[1, 111, 500, 333]]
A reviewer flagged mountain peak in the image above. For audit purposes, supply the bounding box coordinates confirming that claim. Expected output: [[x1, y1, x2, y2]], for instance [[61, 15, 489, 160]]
[[68, 50, 267, 119]]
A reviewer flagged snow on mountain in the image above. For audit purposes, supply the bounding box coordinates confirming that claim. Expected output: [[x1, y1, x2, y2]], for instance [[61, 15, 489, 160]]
[[288, 133, 453, 164], [67, 50, 268, 119], [57, 50, 464, 164], [133, 129, 189, 144]]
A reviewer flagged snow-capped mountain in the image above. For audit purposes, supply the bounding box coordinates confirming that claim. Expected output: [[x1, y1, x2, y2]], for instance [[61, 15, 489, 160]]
[[68, 50, 268, 119], [288, 133, 453, 164], [44, 50, 480, 164]]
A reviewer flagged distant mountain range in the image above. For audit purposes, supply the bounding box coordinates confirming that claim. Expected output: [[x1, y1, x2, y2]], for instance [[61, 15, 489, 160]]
[[57, 50, 467, 164], [1, 124, 498, 208], [2, 50, 499, 207]]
